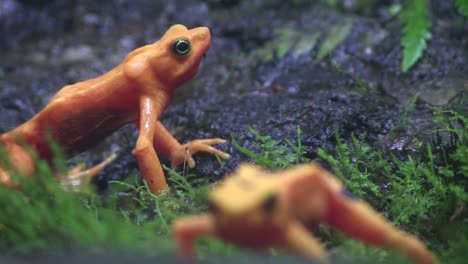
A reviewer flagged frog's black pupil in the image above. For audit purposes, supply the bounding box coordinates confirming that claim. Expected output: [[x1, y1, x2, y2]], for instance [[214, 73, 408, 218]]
[[207, 200, 218, 213], [177, 41, 189, 52], [173, 38, 190, 56], [262, 193, 277, 214]]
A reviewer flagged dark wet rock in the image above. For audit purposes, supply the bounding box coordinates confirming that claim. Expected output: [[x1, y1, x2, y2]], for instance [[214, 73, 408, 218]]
[[162, 88, 439, 182], [204, 0, 241, 9], [17, 0, 54, 8]]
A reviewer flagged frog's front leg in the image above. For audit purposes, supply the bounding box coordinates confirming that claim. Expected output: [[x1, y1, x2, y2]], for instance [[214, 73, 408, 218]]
[[152, 122, 230, 169], [133, 96, 168, 193], [172, 213, 217, 259], [283, 220, 329, 263]]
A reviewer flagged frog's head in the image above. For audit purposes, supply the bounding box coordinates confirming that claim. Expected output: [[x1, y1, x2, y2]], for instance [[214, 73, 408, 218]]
[[208, 164, 289, 228], [150, 24, 211, 89]]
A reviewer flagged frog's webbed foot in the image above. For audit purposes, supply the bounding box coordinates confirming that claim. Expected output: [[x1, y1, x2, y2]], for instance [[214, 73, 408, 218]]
[[170, 138, 230, 169], [58, 153, 117, 192]]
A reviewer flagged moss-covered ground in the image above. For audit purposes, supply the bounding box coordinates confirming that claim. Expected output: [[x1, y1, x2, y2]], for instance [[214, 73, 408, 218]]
[[0, 108, 466, 263]]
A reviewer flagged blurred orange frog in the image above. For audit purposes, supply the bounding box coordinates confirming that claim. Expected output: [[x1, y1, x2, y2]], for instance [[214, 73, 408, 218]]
[[173, 163, 436, 264], [0, 24, 230, 193]]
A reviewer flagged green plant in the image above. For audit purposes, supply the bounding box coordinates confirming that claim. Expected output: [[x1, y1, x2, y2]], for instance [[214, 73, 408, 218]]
[[231, 123, 466, 262], [332, 61, 370, 93], [456, 0, 468, 17], [232, 110, 467, 235], [399, 0, 432, 72], [0, 141, 213, 256], [231, 126, 309, 169], [324, 0, 467, 72], [386, 144, 456, 226], [251, 19, 351, 62], [1, 108, 466, 262], [432, 108, 468, 202], [397, 92, 420, 127], [317, 20, 353, 60], [399, 0, 468, 71], [318, 108, 467, 239], [252, 27, 320, 62], [0, 168, 168, 255], [317, 133, 382, 199]]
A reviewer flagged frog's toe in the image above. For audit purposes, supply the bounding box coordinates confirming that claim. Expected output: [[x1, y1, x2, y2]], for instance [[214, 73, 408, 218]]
[[58, 153, 117, 192]]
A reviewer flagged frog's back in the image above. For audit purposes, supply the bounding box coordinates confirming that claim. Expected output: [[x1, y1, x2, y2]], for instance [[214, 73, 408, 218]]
[[7, 71, 139, 158]]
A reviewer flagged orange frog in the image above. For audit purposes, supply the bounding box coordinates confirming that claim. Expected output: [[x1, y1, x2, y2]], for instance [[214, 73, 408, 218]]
[[173, 163, 436, 264], [0, 24, 230, 193]]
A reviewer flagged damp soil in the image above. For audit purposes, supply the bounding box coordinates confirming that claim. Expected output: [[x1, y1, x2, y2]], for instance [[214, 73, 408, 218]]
[[0, 0, 467, 189]]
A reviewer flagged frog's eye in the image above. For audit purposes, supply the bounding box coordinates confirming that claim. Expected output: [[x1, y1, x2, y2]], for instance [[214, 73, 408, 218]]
[[172, 38, 191, 56], [207, 200, 219, 214], [261, 192, 277, 214]]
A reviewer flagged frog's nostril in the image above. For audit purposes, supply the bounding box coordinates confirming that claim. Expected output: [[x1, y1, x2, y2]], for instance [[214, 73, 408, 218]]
[[196, 27, 210, 40], [199, 32, 207, 39]]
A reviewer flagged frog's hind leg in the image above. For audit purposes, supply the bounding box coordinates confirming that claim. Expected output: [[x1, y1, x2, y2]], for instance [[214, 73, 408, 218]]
[[58, 153, 117, 192], [0, 143, 35, 189], [0, 168, 16, 188]]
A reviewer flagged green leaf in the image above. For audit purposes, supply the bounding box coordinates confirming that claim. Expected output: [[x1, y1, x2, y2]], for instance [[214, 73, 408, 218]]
[[324, 0, 338, 6], [317, 21, 352, 60], [399, 0, 431, 72], [456, 0, 468, 17], [450, 185, 468, 201]]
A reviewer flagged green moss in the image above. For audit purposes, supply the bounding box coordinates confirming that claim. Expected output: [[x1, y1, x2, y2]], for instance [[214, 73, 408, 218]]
[[231, 125, 309, 169], [1, 108, 466, 262], [317, 133, 382, 199], [0, 149, 208, 256], [232, 108, 467, 262]]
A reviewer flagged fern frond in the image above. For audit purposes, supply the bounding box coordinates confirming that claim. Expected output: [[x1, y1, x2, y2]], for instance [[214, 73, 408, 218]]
[[456, 0, 468, 17], [317, 21, 352, 60], [399, 0, 431, 72]]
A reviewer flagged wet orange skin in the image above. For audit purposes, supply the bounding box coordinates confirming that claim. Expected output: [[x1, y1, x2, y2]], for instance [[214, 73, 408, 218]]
[[0, 24, 229, 193]]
